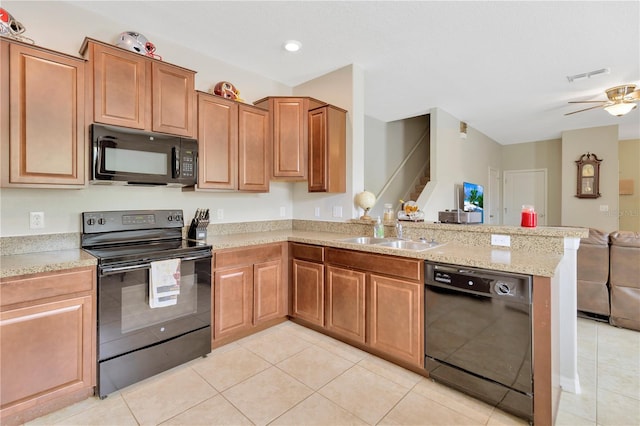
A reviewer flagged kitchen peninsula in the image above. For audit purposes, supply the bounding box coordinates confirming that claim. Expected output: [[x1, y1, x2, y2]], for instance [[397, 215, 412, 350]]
[[1, 220, 587, 425]]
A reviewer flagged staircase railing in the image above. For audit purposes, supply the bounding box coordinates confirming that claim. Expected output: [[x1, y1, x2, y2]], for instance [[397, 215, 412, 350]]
[[375, 126, 430, 201]]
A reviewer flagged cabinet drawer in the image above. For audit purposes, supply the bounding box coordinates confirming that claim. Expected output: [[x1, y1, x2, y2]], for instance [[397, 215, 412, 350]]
[[325, 248, 422, 281], [290, 243, 324, 263], [1, 267, 95, 308], [215, 243, 283, 269]]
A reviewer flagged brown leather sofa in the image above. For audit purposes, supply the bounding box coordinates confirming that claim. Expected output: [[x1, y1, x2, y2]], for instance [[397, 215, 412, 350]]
[[609, 231, 640, 331], [577, 228, 610, 317]]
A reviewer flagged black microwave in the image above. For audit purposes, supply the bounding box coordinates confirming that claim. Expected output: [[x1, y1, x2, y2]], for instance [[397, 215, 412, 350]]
[[91, 124, 198, 187]]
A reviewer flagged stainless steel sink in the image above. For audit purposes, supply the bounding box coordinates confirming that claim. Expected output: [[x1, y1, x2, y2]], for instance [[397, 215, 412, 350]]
[[375, 240, 443, 251], [338, 236, 395, 244]]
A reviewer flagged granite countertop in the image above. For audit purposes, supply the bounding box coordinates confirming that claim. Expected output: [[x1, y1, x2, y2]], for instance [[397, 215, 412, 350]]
[[207, 230, 563, 277], [1, 229, 565, 279], [1, 249, 97, 279]]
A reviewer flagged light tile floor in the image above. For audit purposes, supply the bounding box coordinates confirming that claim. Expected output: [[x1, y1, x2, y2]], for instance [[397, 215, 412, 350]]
[[26, 318, 639, 426]]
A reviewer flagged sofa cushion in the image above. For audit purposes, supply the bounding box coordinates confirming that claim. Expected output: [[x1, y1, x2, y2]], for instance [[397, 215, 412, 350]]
[[576, 228, 610, 315], [609, 231, 640, 331]]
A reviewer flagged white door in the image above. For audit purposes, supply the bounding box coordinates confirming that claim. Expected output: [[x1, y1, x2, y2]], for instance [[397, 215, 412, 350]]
[[503, 169, 547, 226], [488, 167, 501, 225]]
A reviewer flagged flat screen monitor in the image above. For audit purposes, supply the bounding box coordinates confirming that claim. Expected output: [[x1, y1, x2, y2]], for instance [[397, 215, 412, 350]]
[[463, 181, 484, 221]]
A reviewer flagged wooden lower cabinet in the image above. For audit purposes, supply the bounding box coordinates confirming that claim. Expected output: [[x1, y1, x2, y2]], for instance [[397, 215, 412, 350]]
[[325, 266, 366, 344], [290, 243, 325, 327], [0, 267, 96, 425], [214, 265, 253, 339], [291, 259, 324, 326], [323, 247, 424, 367], [213, 243, 287, 344], [291, 244, 423, 367], [369, 274, 422, 365]]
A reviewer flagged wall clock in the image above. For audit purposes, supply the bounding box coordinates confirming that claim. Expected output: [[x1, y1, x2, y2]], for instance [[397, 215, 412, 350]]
[[575, 152, 602, 198]]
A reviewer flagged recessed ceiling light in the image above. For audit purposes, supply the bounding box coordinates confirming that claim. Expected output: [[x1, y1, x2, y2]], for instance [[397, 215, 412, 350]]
[[283, 40, 302, 52]]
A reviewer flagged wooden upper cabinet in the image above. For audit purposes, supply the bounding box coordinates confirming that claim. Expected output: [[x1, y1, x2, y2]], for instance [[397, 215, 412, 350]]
[[152, 62, 195, 137], [1, 39, 86, 188], [254, 96, 325, 180], [88, 41, 148, 130], [81, 38, 195, 137], [197, 93, 238, 190], [308, 105, 347, 193], [197, 92, 269, 192], [238, 104, 269, 192]]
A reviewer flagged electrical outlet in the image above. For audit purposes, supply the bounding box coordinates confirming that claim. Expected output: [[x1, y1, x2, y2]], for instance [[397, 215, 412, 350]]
[[216, 209, 224, 220], [30, 212, 45, 229], [314, 207, 320, 217], [332, 206, 343, 218], [491, 234, 510, 247], [280, 206, 286, 217], [599, 205, 609, 212]]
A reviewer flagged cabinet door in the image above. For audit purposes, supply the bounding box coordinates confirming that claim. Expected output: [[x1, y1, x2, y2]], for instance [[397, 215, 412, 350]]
[[214, 266, 253, 340], [291, 259, 325, 326], [0, 295, 93, 410], [92, 42, 148, 130], [326, 266, 366, 343], [197, 93, 238, 189], [152, 62, 195, 137], [308, 106, 346, 193], [369, 274, 423, 366], [271, 98, 307, 179], [238, 104, 270, 192], [253, 259, 284, 325], [4, 42, 85, 186]]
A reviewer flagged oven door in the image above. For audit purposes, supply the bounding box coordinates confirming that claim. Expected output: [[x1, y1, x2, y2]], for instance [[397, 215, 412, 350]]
[[97, 252, 211, 363]]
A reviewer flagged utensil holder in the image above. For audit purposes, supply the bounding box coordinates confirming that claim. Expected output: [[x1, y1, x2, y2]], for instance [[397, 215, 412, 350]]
[[188, 219, 209, 241]]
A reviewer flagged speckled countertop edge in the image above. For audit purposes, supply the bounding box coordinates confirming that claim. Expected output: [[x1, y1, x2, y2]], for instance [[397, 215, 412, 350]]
[[1, 249, 97, 279], [207, 230, 562, 277], [2, 219, 584, 279]]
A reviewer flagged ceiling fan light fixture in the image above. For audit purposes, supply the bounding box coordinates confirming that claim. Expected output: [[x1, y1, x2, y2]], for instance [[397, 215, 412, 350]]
[[604, 102, 637, 117]]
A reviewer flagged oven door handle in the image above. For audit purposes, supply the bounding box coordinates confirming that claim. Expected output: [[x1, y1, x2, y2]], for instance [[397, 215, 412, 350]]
[[100, 263, 151, 275], [180, 253, 212, 262], [99, 253, 211, 276]]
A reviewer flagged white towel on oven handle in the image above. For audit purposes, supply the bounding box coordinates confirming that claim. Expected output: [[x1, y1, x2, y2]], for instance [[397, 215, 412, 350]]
[[149, 258, 181, 308]]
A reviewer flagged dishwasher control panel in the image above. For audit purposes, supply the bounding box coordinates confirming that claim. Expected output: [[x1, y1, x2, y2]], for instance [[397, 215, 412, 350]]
[[426, 262, 532, 304]]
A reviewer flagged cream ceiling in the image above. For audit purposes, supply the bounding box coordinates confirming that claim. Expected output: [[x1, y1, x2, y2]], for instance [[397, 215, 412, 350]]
[[64, 1, 639, 145]]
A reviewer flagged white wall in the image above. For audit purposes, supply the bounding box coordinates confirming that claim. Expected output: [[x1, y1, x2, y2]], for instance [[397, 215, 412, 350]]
[[561, 125, 619, 232], [419, 108, 502, 222], [292, 64, 365, 221], [0, 1, 359, 236]]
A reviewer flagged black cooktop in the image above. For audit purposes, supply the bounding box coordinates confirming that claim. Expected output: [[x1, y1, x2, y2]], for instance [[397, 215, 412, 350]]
[[83, 239, 210, 265], [81, 209, 211, 265]]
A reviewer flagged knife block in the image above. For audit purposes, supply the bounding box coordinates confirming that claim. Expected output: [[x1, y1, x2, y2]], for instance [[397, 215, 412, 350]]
[[188, 218, 208, 241]]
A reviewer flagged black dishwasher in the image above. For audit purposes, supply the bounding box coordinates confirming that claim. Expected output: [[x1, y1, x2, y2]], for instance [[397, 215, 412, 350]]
[[424, 261, 533, 421]]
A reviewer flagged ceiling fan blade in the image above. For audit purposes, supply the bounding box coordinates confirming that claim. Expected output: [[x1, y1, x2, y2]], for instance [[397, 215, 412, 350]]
[[626, 89, 640, 100], [564, 104, 606, 115], [568, 100, 607, 103]]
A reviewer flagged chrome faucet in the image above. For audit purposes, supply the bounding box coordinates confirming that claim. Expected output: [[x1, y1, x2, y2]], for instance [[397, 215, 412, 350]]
[[396, 222, 403, 239]]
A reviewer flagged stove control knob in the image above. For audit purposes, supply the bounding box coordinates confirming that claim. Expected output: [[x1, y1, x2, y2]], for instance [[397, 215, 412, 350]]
[[175, 214, 182, 221], [87, 218, 96, 226], [168, 215, 173, 221], [98, 218, 106, 225]]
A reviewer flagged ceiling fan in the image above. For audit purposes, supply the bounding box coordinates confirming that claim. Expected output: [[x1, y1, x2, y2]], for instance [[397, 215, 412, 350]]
[[565, 84, 640, 116]]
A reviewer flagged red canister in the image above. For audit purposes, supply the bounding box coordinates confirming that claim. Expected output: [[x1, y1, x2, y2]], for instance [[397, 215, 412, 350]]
[[521, 205, 537, 228]]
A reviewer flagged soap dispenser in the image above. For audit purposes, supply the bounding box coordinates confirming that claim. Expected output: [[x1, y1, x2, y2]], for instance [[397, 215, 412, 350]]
[[373, 216, 385, 238]]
